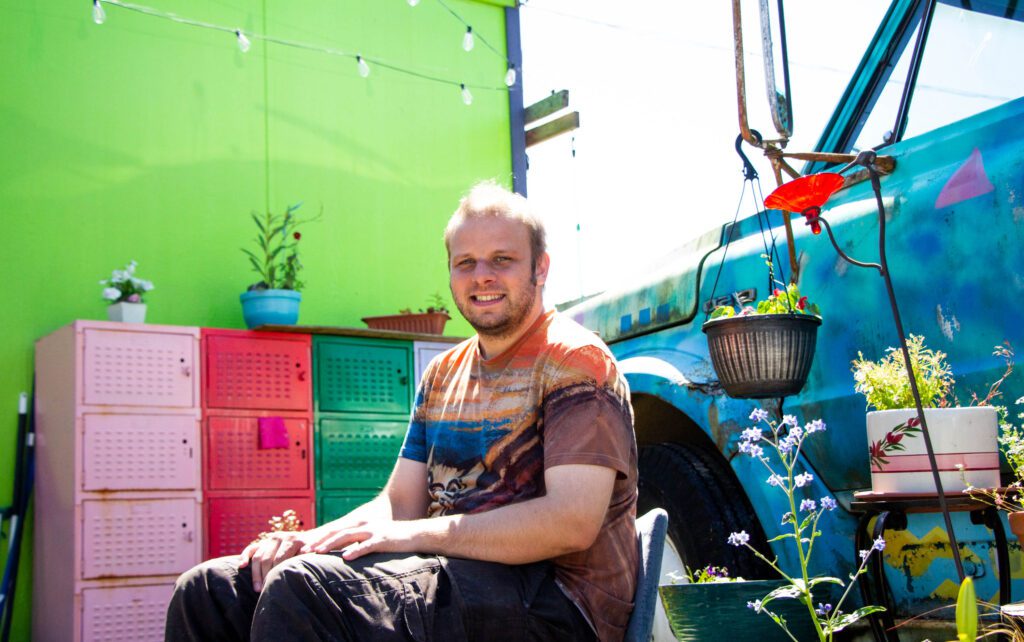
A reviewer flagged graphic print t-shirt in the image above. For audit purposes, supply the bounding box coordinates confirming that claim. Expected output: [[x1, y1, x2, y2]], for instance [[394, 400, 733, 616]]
[[399, 310, 638, 642]]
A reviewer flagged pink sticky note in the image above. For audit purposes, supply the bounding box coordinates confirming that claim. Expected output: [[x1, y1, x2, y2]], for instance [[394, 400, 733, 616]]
[[258, 416, 290, 449]]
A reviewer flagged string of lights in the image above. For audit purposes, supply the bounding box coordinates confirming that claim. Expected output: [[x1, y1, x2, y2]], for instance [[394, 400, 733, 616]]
[[405, 0, 517, 87], [89, 0, 516, 104]]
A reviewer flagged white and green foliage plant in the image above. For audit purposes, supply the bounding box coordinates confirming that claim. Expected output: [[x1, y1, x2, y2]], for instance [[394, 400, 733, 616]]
[[851, 334, 954, 411]]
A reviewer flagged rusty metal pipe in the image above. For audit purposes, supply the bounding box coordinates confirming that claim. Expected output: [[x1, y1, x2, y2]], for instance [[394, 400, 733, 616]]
[[733, 0, 758, 147]]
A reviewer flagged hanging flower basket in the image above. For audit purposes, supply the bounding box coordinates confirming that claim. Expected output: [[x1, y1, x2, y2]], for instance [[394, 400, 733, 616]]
[[702, 313, 821, 399]]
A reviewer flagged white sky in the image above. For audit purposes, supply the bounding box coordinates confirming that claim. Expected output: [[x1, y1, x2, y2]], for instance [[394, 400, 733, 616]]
[[520, 0, 890, 306]]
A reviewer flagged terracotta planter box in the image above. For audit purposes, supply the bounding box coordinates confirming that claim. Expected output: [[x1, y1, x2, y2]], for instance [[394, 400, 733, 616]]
[[1009, 512, 1024, 547], [362, 312, 450, 335]]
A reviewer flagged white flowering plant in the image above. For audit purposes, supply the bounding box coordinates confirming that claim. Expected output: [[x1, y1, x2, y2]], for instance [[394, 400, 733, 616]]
[[666, 565, 744, 585], [100, 260, 154, 304], [966, 395, 1024, 513], [728, 409, 885, 641]]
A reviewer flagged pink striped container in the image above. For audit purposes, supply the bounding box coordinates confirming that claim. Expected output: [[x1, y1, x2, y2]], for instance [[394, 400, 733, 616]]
[[867, 406, 999, 494]]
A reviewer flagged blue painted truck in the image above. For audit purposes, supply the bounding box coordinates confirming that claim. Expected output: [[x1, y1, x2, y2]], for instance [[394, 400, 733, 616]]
[[565, 0, 1024, 624]]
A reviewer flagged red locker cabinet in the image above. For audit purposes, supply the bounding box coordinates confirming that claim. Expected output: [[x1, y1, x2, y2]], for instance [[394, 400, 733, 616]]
[[201, 328, 315, 559], [205, 414, 311, 492], [207, 496, 315, 558], [34, 321, 202, 642], [203, 330, 311, 411]]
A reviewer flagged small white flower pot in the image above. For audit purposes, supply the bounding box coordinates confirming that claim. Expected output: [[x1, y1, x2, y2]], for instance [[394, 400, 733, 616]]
[[867, 406, 999, 493], [107, 302, 147, 323]]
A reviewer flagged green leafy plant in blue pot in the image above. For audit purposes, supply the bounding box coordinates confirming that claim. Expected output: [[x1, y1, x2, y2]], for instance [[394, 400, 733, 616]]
[[240, 203, 315, 329]]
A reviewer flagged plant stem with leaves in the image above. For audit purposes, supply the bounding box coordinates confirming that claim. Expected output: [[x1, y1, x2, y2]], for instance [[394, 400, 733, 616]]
[[730, 410, 885, 641], [242, 203, 316, 291]]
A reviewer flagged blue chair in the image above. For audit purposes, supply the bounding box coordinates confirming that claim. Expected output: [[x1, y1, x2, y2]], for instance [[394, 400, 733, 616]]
[[624, 508, 669, 642]]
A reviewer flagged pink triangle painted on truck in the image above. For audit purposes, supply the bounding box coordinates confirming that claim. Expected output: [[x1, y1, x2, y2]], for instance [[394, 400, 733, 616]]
[[934, 147, 994, 209]]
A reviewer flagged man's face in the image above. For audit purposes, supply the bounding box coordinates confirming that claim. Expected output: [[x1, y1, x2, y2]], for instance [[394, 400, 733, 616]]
[[447, 216, 548, 340]]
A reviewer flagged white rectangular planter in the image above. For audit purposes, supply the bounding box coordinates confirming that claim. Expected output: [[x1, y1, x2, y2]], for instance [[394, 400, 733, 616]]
[[107, 302, 147, 323], [867, 406, 999, 493]]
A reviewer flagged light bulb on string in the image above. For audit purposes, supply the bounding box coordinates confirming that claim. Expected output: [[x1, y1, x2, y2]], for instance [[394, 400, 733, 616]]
[[462, 27, 474, 52], [504, 65, 517, 87], [407, 0, 420, 5], [357, 55, 370, 78], [92, 0, 106, 24], [460, 83, 473, 106], [235, 30, 251, 53]]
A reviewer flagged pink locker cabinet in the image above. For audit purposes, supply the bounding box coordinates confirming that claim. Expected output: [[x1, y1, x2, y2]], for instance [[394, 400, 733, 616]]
[[80, 580, 177, 642], [83, 413, 199, 491], [34, 321, 203, 642]]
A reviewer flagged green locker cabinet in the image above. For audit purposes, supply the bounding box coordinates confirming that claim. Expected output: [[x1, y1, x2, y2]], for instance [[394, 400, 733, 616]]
[[315, 337, 413, 415], [318, 415, 408, 489], [313, 335, 415, 526], [318, 491, 378, 525]]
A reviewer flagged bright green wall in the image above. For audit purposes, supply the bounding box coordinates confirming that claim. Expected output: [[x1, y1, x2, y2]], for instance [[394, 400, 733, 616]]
[[1, 0, 513, 637]]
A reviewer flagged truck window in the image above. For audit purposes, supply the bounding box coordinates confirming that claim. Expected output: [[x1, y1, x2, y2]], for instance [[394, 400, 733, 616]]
[[853, 2, 1024, 152]]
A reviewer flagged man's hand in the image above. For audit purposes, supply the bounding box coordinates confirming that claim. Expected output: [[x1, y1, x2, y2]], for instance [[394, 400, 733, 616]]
[[238, 526, 362, 592], [301, 519, 423, 561]]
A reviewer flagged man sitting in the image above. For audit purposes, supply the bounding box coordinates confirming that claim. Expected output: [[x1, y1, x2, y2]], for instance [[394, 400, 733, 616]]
[[166, 182, 638, 641]]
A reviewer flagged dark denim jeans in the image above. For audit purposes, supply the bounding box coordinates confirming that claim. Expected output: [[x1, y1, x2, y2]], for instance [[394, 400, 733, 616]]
[[165, 552, 596, 642]]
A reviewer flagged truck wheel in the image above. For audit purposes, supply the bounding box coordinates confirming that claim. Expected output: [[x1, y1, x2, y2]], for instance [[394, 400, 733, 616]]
[[638, 441, 770, 580]]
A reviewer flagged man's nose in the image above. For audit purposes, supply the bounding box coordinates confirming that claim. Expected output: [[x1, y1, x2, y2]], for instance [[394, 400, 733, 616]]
[[470, 261, 497, 283]]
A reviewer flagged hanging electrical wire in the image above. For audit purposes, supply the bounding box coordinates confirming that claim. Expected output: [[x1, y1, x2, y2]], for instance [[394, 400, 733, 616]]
[[91, 0, 510, 95], [427, 0, 518, 87]]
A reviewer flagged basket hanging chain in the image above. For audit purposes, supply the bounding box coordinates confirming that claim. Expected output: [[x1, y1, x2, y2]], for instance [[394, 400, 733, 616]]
[[706, 132, 792, 319], [704, 133, 761, 321]]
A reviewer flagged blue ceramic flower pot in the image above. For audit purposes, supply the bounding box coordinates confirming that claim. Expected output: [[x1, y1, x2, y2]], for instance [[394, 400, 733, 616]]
[[239, 289, 301, 329]]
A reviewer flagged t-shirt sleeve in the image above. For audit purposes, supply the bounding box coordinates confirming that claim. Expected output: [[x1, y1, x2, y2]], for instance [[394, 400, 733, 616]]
[[398, 357, 437, 463], [542, 345, 635, 479]]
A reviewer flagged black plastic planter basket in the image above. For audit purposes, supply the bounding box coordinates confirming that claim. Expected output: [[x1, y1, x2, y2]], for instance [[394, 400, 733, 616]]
[[702, 313, 821, 399]]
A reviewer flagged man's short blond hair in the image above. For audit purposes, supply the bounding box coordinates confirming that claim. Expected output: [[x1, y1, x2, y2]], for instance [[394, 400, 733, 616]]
[[444, 181, 546, 271]]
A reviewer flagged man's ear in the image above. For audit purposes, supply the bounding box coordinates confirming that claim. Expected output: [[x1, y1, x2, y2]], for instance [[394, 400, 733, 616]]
[[534, 252, 550, 287]]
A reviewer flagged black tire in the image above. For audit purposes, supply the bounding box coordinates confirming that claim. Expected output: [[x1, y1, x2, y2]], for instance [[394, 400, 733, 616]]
[[638, 441, 771, 579]]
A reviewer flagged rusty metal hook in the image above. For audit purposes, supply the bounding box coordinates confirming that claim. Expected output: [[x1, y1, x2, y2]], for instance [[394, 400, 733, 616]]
[[735, 130, 762, 182]]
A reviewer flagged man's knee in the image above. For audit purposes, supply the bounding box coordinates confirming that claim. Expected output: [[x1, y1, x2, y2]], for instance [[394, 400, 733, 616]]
[[166, 558, 255, 642], [172, 557, 244, 602], [259, 555, 337, 602]]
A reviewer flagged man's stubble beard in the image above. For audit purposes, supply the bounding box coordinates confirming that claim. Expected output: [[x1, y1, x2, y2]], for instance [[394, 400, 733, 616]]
[[452, 274, 540, 340]]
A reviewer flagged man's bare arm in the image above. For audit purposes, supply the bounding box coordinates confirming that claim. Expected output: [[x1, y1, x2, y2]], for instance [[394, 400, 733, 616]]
[[309, 463, 617, 565]]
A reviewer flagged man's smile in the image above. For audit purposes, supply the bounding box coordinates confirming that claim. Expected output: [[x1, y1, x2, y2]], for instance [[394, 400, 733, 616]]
[[470, 293, 506, 306]]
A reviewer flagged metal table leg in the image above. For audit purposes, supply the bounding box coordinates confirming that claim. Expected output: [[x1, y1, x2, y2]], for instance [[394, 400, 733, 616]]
[[871, 511, 903, 642], [859, 510, 902, 642], [856, 510, 887, 642], [974, 507, 1011, 606]]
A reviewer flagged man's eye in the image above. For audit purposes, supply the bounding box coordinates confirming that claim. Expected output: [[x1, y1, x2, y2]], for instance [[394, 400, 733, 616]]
[[494, 256, 511, 264], [456, 259, 475, 269]]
